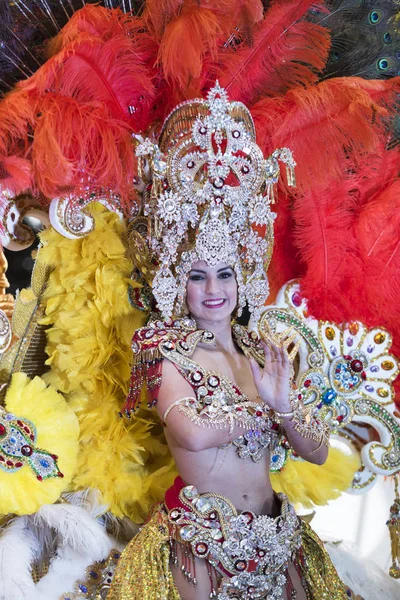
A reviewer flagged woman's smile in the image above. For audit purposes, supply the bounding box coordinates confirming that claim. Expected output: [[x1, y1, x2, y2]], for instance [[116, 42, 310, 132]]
[[202, 298, 226, 308]]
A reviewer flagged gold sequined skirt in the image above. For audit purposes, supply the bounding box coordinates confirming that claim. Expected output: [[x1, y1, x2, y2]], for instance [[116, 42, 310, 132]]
[[108, 503, 350, 600]]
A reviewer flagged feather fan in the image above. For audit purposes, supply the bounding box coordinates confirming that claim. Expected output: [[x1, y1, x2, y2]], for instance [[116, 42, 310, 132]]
[[323, 0, 400, 80]]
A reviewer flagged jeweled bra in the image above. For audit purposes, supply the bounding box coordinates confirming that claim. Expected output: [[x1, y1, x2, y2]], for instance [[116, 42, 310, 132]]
[[125, 318, 281, 463]]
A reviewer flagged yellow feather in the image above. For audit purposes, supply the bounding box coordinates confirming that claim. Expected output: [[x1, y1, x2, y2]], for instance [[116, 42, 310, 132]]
[[0, 372, 79, 516], [38, 207, 176, 523], [271, 447, 360, 508]]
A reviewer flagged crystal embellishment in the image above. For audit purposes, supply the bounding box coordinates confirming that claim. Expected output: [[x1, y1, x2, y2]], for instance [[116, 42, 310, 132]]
[[135, 83, 296, 318]]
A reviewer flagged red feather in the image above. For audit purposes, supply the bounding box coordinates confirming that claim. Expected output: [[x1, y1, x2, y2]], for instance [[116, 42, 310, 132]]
[[217, 0, 330, 105], [46, 5, 134, 55], [22, 33, 154, 132], [267, 189, 305, 302], [292, 180, 364, 323], [142, 0, 185, 39], [144, 0, 263, 41], [0, 87, 38, 157], [252, 77, 400, 192], [0, 156, 32, 196]]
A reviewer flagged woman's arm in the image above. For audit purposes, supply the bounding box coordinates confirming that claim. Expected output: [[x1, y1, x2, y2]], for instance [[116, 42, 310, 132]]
[[279, 416, 328, 465], [156, 359, 251, 453], [249, 341, 329, 466]]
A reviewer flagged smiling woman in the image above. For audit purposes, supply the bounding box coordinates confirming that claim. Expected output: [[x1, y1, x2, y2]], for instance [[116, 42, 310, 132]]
[[109, 84, 350, 600], [186, 262, 238, 321]]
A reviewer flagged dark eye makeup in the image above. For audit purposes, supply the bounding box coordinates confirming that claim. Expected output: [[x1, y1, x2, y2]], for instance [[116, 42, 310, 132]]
[[188, 268, 234, 281]]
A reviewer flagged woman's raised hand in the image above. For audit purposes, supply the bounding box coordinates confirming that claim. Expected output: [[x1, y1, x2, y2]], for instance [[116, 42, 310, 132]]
[[249, 338, 294, 413]]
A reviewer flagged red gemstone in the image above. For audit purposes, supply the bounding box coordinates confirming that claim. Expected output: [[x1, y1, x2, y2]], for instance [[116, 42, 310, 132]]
[[343, 355, 352, 361], [6, 461, 14, 467], [0, 456, 4, 462], [361, 371, 366, 380], [58, 472, 64, 478], [0, 424, 6, 436], [350, 359, 363, 373], [51, 454, 58, 460], [15, 462, 23, 468], [304, 380, 311, 388], [37, 475, 43, 481], [21, 445, 33, 456], [292, 292, 302, 307], [17, 420, 23, 427], [24, 426, 30, 433], [256, 411, 263, 416], [337, 415, 344, 422]]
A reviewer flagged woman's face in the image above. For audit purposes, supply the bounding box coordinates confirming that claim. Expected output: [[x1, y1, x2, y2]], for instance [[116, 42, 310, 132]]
[[186, 260, 237, 322]]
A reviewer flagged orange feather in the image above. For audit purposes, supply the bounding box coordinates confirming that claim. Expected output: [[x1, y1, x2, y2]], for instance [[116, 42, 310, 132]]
[[31, 94, 135, 201], [158, 2, 222, 94]]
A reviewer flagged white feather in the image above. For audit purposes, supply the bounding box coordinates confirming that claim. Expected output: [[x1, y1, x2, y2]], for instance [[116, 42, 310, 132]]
[[34, 500, 113, 600], [326, 540, 400, 600], [34, 502, 112, 558], [36, 545, 108, 600], [0, 516, 41, 600]]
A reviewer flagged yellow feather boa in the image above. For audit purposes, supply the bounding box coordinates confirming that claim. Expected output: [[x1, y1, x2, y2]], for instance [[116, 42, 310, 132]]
[[0, 372, 79, 515], [38, 206, 176, 523]]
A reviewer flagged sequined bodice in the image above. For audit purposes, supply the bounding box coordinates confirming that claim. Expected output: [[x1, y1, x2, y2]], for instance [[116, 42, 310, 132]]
[[158, 319, 280, 462]]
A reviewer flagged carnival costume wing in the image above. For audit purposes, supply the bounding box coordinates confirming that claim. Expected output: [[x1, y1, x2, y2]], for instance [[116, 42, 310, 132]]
[[0, 1, 399, 598]]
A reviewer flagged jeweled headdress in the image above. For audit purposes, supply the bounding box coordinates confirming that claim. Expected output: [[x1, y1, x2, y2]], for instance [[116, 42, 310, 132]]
[[130, 83, 296, 319]]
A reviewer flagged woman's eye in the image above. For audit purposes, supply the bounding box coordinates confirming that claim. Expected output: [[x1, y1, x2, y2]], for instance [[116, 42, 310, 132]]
[[219, 271, 233, 279], [189, 274, 204, 281]]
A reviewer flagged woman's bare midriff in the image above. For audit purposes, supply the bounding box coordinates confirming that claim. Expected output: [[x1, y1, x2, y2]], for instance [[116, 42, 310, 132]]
[[165, 428, 279, 516]]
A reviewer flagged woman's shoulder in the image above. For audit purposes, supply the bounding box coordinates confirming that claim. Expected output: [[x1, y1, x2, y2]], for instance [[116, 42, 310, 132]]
[[131, 317, 199, 353]]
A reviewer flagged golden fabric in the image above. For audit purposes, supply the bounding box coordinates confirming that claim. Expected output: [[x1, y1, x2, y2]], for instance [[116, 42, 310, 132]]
[[108, 504, 349, 600]]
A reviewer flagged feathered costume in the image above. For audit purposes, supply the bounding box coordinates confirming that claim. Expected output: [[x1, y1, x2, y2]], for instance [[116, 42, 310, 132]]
[[0, 1, 399, 599]]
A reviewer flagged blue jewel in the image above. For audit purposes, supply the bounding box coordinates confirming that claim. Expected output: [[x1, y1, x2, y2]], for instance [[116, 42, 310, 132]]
[[79, 584, 88, 593], [272, 455, 279, 463], [40, 459, 50, 468], [89, 571, 98, 579], [322, 389, 337, 405]]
